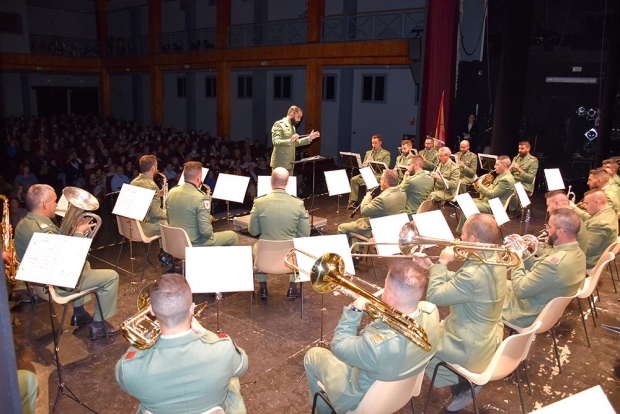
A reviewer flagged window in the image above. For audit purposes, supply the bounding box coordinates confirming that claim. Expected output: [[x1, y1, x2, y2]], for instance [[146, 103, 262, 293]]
[[205, 76, 216, 98], [237, 75, 253, 98], [177, 77, 186, 98], [362, 75, 386, 102], [273, 75, 292, 99], [323, 74, 337, 101]]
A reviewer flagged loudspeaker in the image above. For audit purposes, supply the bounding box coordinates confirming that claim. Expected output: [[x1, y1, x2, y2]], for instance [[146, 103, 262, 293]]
[[408, 37, 422, 61]]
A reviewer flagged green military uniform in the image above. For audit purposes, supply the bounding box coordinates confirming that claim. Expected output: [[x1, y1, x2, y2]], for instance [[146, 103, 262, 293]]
[[270, 116, 312, 174], [602, 184, 620, 214], [166, 182, 238, 247], [304, 302, 439, 414], [612, 174, 620, 186], [399, 171, 434, 216], [18, 370, 38, 414], [429, 160, 460, 201], [349, 148, 391, 203], [116, 330, 248, 414], [509, 154, 538, 210], [458, 150, 478, 193], [14, 212, 119, 321], [456, 171, 515, 233], [419, 148, 439, 171], [130, 173, 167, 238], [503, 242, 585, 328], [394, 153, 414, 181], [338, 187, 405, 250], [574, 206, 618, 269], [248, 188, 310, 282], [425, 253, 507, 387]]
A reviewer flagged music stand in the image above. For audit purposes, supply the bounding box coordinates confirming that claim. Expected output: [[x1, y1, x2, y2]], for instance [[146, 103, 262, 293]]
[[340, 151, 362, 179], [544, 168, 565, 191], [367, 161, 387, 176], [324, 169, 351, 214], [212, 174, 250, 228], [185, 246, 254, 332], [257, 175, 297, 197], [478, 154, 498, 171], [488, 197, 510, 227], [292, 155, 332, 235], [514, 182, 532, 234]]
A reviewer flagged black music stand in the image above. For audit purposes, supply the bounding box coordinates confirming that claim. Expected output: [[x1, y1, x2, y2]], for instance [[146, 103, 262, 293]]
[[292, 155, 332, 235], [340, 152, 362, 179], [367, 161, 387, 176]]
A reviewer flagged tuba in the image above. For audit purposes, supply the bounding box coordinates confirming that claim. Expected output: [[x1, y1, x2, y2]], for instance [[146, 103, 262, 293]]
[[284, 248, 432, 351], [58, 187, 102, 239], [121, 282, 208, 350], [0, 195, 18, 283]]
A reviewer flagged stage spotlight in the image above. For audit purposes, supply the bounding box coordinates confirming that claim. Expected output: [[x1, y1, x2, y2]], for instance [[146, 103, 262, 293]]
[[576, 107, 586, 116], [585, 128, 598, 141], [586, 108, 598, 120]]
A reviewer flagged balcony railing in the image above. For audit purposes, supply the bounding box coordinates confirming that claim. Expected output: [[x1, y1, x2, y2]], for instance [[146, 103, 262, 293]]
[[321, 9, 425, 43], [160, 28, 217, 53], [108, 35, 149, 57], [30, 35, 99, 57], [228, 19, 307, 48]]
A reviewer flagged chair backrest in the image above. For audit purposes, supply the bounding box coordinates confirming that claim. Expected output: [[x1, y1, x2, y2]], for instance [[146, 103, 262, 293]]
[[159, 224, 192, 260], [416, 199, 433, 214], [348, 373, 420, 414], [531, 296, 574, 333], [450, 179, 462, 200], [254, 239, 294, 274], [503, 194, 515, 211], [579, 252, 615, 297], [605, 241, 620, 256], [116, 216, 149, 243]]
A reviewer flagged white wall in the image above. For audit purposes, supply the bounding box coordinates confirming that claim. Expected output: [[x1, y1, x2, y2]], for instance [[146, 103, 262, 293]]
[[194, 70, 217, 133], [264, 68, 306, 137], [110, 74, 133, 120], [0, 72, 24, 118], [28, 73, 99, 116], [27, 6, 96, 39], [163, 72, 187, 130], [0, 0, 30, 53]]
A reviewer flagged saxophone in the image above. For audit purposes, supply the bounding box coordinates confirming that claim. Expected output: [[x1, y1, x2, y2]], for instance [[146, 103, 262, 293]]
[[0, 195, 18, 283], [156, 171, 168, 209]]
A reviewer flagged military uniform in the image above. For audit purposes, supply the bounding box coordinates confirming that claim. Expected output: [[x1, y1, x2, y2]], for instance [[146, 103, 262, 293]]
[[419, 148, 439, 172], [130, 173, 167, 238], [248, 188, 310, 282], [509, 154, 538, 210], [394, 153, 414, 169], [14, 212, 119, 321], [503, 241, 585, 328], [429, 160, 460, 201], [18, 370, 37, 414], [399, 171, 434, 216], [601, 184, 620, 214], [456, 171, 515, 233], [270, 116, 312, 174], [458, 151, 478, 193], [425, 254, 507, 387], [338, 187, 405, 250], [349, 148, 392, 203], [166, 182, 238, 247], [304, 302, 439, 414], [574, 206, 618, 269], [116, 330, 248, 414]]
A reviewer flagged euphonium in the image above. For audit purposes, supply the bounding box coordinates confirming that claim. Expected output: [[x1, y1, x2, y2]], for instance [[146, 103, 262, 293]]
[[121, 282, 208, 350], [0, 195, 18, 283], [284, 248, 432, 351], [58, 187, 102, 239]]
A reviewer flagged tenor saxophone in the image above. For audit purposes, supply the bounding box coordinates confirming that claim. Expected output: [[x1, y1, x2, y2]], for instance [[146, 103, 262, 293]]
[[0, 195, 18, 283]]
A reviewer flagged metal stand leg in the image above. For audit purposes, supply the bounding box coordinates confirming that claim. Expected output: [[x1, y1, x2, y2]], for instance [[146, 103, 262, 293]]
[[515, 368, 526, 414], [551, 327, 562, 374], [577, 298, 591, 347], [523, 359, 532, 396], [215, 292, 222, 333]]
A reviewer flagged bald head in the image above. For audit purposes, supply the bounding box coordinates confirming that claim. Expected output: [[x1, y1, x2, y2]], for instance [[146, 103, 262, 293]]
[[271, 167, 289, 189]]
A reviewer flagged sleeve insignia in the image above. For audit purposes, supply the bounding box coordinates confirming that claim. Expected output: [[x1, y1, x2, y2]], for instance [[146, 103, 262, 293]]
[[204, 200, 211, 211], [549, 252, 566, 265], [217, 332, 228, 339], [124, 351, 136, 360], [369, 333, 384, 346]]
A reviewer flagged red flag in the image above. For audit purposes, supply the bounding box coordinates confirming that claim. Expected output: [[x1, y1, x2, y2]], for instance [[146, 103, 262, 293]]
[[434, 91, 446, 147]]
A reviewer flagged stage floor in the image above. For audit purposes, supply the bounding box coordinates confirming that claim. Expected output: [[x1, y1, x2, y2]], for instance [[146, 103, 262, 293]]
[[12, 193, 620, 413]]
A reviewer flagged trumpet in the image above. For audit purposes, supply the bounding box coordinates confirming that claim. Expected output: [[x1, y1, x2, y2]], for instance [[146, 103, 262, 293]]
[[121, 282, 209, 350], [58, 187, 102, 239], [283, 248, 432, 351], [567, 185, 576, 203]]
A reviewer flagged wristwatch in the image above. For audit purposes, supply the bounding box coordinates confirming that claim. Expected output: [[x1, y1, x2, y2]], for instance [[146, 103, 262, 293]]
[[347, 303, 363, 313]]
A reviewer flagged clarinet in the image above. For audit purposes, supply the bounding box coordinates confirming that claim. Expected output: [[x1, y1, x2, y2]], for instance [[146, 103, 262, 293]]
[[350, 186, 381, 218]]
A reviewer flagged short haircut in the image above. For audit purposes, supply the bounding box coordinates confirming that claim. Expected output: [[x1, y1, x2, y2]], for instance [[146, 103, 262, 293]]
[[383, 169, 399, 187], [545, 189, 567, 199], [411, 154, 424, 168], [591, 168, 611, 182], [372, 134, 382, 143], [438, 147, 451, 156], [498, 155, 511, 166], [150, 274, 193, 328], [460, 139, 470, 148], [183, 161, 203, 181], [549, 208, 580, 237], [271, 167, 289, 188], [518, 140, 531, 148], [26, 184, 54, 211], [401, 139, 412, 147], [584, 188, 606, 200], [464, 213, 501, 244], [139, 155, 157, 173], [425, 137, 433, 144], [386, 260, 428, 304], [287, 105, 302, 116]]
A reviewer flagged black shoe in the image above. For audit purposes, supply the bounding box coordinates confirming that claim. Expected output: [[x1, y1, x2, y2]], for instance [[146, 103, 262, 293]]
[[71, 312, 94, 327], [286, 287, 301, 299], [347, 202, 358, 210], [8, 290, 31, 303], [89, 321, 121, 340], [159, 252, 174, 269], [258, 282, 268, 301]]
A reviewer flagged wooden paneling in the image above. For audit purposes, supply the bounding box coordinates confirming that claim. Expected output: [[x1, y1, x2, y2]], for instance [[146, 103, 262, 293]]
[[0, 53, 102, 72], [216, 61, 230, 137], [99, 68, 110, 115], [216, 0, 231, 49], [150, 65, 163, 124], [305, 58, 322, 156], [148, 0, 161, 55], [307, 0, 325, 44]]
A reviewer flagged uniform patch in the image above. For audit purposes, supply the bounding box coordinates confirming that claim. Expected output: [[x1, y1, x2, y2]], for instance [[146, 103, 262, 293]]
[[204, 200, 211, 211], [369, 333, 384, 346], [125, 351, 136, 360], [217, 332, 228, 339], [550, 256, 560, 265]]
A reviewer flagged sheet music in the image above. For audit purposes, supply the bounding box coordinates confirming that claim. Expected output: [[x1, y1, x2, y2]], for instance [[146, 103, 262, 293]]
[[257, 175, 297, 197], [324, 169, 352, 196], [514, 182, 531, 207], [433, 165, 450, 190], [16, 233, 92, 289], [293, 234, 356, 281], [359, 167, 379, 189], [412, 210, 454, 241], [367, 161, 387, 175], [55, 194, 69, 217], [185, 246, 254, 293], [456, 193, 481, 218], [488, 197, 510, 226], [339, 151, 363, 168], [178, 167, 209, 186], [212, 173, 250, 203], [369, 213, 410, 256], [112, 183, 155, 221], [544, 168, 565, 191]]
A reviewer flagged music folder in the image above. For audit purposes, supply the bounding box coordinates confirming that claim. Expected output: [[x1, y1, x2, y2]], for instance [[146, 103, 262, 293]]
[[367, 161, 387, 176], [340, 152, 362, 169]]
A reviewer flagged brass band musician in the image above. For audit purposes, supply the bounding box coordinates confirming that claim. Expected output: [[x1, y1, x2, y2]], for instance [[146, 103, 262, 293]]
[[347, 135, 391, 210], [428, 147, 459, 202], [456, 140, 477, 193], [419, 137, 439, 172]]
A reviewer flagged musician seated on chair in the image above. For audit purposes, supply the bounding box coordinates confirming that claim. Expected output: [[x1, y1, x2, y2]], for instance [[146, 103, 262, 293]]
[[503, 208, 586, 328], [508, 141, 538, 213], [347, 135, 391, 210], [14, 184, 121, 340], [399, 155, 434, 216], [414, 213, 507, 412], [248, 167, 310, 301], [131, 154, 171, 267], [545, 190, 588, 254], [394, 139, 415, 181], [456, 140, 477, 194], [338, 170, 405, 257], [419, 136, 439, 172], [166, 161, 238, 247], [304, 260, 439, 414], [428, 147, 459, 202], [455, 155, 515, 234], [571, 189, 618, 270], [116, 274, 248, 414], [585, 168, 620, 214]]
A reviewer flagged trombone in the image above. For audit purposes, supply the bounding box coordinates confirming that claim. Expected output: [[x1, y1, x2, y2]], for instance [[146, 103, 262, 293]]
[[283, 248, 432, 351]]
